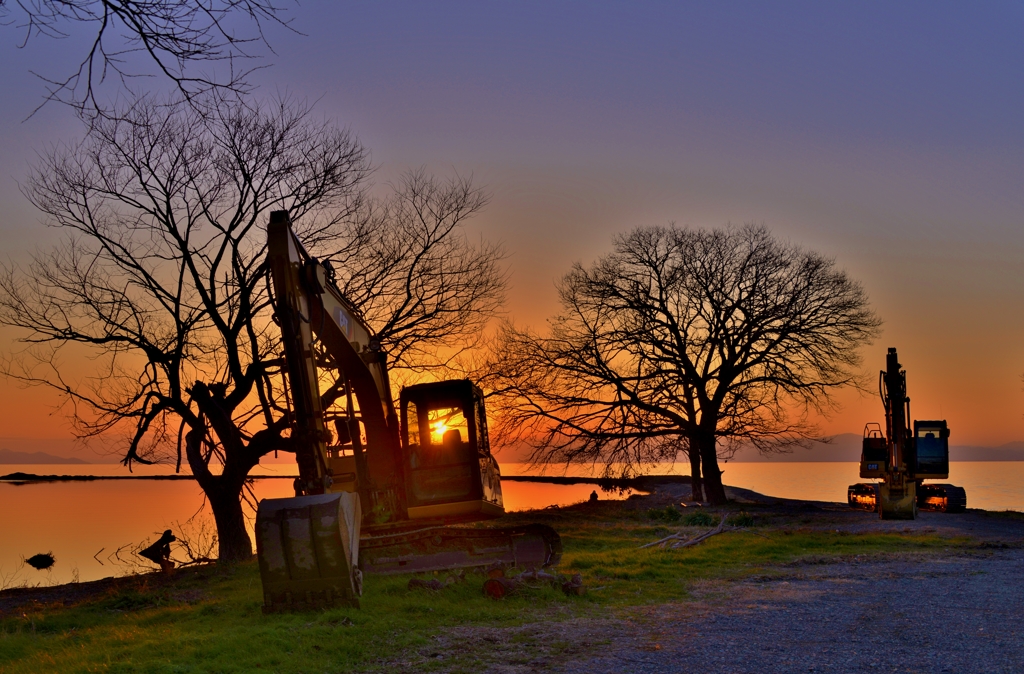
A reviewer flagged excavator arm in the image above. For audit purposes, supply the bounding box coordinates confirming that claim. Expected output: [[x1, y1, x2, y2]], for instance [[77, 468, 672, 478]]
[[266, 210, 405, 521], [255, 211, 561, 612]]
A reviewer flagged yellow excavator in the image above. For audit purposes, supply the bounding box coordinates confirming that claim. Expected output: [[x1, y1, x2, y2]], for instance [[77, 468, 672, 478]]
[[848, 347, 966, 519], [255, 211, 561, 612]]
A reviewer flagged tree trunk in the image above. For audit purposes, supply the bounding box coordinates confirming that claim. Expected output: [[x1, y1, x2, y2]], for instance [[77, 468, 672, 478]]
[[688, 444, 704, 502], [697, 428, 727, 505], [183, 424, 255, 562], [208, 480, 253, 562]]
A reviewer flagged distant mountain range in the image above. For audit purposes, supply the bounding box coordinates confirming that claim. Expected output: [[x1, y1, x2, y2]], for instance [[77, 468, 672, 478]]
[[729, 433, 1024, 462], [0, 448, 90, 464], [0, 437, 119, 463]]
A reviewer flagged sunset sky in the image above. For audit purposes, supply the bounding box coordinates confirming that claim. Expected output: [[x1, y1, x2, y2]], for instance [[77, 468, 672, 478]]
[[2, 2, 1024, 453]]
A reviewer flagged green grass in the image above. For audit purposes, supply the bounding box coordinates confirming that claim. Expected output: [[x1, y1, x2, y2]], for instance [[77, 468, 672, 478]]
[[2, 567, 579, 673], [0, 504, 970, 673], [542, 507, 964, 604]]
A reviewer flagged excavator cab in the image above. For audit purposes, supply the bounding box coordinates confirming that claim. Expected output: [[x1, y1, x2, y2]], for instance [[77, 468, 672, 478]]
[[912, 420, 949, 479], [401, 380, 504, 521]]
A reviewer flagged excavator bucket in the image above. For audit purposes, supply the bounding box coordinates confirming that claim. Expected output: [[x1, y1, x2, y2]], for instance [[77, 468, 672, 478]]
[[879, 480, 917, 520], [256, 492, 362, 612]]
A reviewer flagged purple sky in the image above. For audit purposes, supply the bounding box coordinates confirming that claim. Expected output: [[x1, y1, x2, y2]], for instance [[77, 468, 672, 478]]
[[2, 2, 1024, 447]]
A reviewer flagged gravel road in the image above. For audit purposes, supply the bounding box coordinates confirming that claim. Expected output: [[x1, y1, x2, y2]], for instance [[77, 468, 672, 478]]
[[550, 493, 1024, 674], [557, 548, 1024, 674]]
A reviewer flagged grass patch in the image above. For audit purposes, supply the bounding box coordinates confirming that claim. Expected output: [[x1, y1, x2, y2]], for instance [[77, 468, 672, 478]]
[[646, 505, 683, 522], [682, 510, 716, 527], [0, 503, 968, 673], [726, 512, 756, 527]]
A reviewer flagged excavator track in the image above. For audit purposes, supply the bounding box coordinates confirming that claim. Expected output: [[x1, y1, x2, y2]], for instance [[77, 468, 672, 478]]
[[359, 523, 562, 575], [918, 483, 967, 513], [848, 482, 967, 513]]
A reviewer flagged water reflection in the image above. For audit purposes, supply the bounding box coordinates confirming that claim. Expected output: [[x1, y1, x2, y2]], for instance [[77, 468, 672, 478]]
[[0, 474, 295, 586], [5, 460, 1024, 586], [500, 481, 632, 512], [0, 467, 628, 586]]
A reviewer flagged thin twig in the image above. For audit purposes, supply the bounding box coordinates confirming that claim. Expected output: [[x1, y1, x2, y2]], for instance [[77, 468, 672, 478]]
[[640, 515, 728, 549], [640, 529, 690, 549]]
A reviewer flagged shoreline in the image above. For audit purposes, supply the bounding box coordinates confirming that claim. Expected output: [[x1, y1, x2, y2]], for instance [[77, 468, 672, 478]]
[[1, 472, 694, 489], [4, 482, 1024, 608], [0, 471, 295, 483], [501, 473, 691, 490]]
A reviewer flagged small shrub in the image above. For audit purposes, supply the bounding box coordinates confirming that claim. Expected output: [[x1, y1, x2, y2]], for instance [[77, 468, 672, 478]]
[[646, 506, 682, 522], [681, 511, 716, 527], [727, 513, 755, 527]]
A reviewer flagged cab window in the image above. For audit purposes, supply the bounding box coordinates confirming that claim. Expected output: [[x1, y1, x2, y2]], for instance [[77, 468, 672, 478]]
[[427, 406, 469, 454]]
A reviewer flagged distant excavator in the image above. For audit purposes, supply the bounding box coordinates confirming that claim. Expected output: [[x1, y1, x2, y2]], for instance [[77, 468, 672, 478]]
[[254, 211, 561, 612], [848, 347, 966, 518]]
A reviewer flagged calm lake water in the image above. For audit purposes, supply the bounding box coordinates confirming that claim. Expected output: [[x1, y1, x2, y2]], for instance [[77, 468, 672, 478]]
[[3, 461, 1023, 585]]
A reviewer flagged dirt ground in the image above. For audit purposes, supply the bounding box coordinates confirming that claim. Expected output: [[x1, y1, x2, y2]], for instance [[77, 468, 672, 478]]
[[554, 547, 1024, 674], [367, 482, 1024, 673], [454, 484, 1024, 674]]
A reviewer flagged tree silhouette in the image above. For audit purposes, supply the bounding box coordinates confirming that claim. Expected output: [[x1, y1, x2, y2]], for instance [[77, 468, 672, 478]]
[[3, 0, 290, 113], [486, 224, 879, 504], [0, 93, 505, 560]]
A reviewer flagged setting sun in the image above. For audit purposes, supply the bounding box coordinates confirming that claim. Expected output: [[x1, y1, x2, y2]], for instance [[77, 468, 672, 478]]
[[430, 420, 449, 444]]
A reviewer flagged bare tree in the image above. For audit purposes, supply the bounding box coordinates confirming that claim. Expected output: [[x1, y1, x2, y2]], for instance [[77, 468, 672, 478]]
[[333, 169, 505, 376], [485, 224, 880, 505], [2, 0, 291, 113], [0, 93, 505, 560]]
